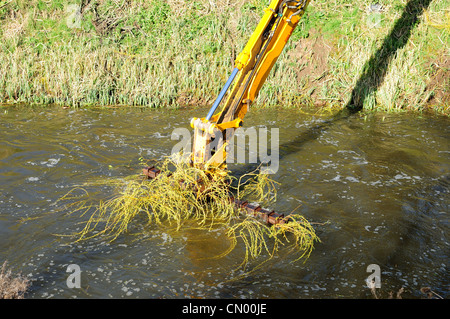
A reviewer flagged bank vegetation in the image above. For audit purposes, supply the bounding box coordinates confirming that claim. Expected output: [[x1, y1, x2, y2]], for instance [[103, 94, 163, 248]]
[[0, 0, 448, 114]]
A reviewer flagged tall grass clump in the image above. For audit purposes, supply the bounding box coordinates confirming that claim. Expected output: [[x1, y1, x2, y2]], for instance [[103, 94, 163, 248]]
[[0, 261, 30, 299], [63, 154, 319, 266]]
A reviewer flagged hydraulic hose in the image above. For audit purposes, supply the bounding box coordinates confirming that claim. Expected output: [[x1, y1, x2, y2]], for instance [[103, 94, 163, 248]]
[[205, 67, 239, 121]]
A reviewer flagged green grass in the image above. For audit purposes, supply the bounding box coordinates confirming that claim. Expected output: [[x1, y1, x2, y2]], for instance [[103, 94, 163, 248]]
[[0, 0, 448, 113]]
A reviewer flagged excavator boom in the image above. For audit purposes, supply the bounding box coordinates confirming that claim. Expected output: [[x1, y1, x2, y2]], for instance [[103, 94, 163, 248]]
[[142, 1, 312, 227], [190, 0, 310, 173]]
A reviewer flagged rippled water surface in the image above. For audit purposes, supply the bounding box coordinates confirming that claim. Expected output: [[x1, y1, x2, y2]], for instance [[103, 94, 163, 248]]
[[0, 106, 448, 299]]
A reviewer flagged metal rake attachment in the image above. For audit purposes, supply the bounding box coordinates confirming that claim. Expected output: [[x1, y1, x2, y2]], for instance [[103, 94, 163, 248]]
[[142, 166, 287, 226]]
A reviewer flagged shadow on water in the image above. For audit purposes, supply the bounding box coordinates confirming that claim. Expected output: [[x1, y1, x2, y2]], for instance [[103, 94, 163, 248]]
[[278, 0, 433, 160]]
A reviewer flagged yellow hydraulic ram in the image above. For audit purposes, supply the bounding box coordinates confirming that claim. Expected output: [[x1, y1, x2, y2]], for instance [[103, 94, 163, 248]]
[[191, 0, 310, 173]]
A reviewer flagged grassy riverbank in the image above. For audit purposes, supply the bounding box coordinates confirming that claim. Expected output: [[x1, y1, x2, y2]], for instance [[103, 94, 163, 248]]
[[0, 0, 448, 113]]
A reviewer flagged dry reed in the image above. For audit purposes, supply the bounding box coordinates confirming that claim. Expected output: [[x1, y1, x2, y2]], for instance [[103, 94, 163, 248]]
[[0, 261, 30, 299]]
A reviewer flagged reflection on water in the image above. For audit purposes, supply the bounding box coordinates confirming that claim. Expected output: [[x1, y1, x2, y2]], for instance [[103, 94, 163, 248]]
[[0, 106, 448, 298]]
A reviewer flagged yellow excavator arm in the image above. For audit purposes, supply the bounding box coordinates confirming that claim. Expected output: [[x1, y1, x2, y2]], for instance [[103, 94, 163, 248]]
[[190, 0, 310, 173]]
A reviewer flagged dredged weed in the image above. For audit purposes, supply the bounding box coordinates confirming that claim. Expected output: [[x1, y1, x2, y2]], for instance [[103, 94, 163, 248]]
[[62, 155, 319, 267]]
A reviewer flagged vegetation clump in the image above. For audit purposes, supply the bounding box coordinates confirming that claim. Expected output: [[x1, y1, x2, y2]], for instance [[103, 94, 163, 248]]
[[64, 155, 319, 267], [0, 261, 30, 299]]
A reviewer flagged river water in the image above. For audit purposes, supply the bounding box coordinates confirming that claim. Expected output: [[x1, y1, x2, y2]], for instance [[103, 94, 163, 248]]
[[0, 105, 448, 299]]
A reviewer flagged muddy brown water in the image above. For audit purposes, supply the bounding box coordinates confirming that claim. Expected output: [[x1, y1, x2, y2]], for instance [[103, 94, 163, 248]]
[[0, 105, 448, 299]]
